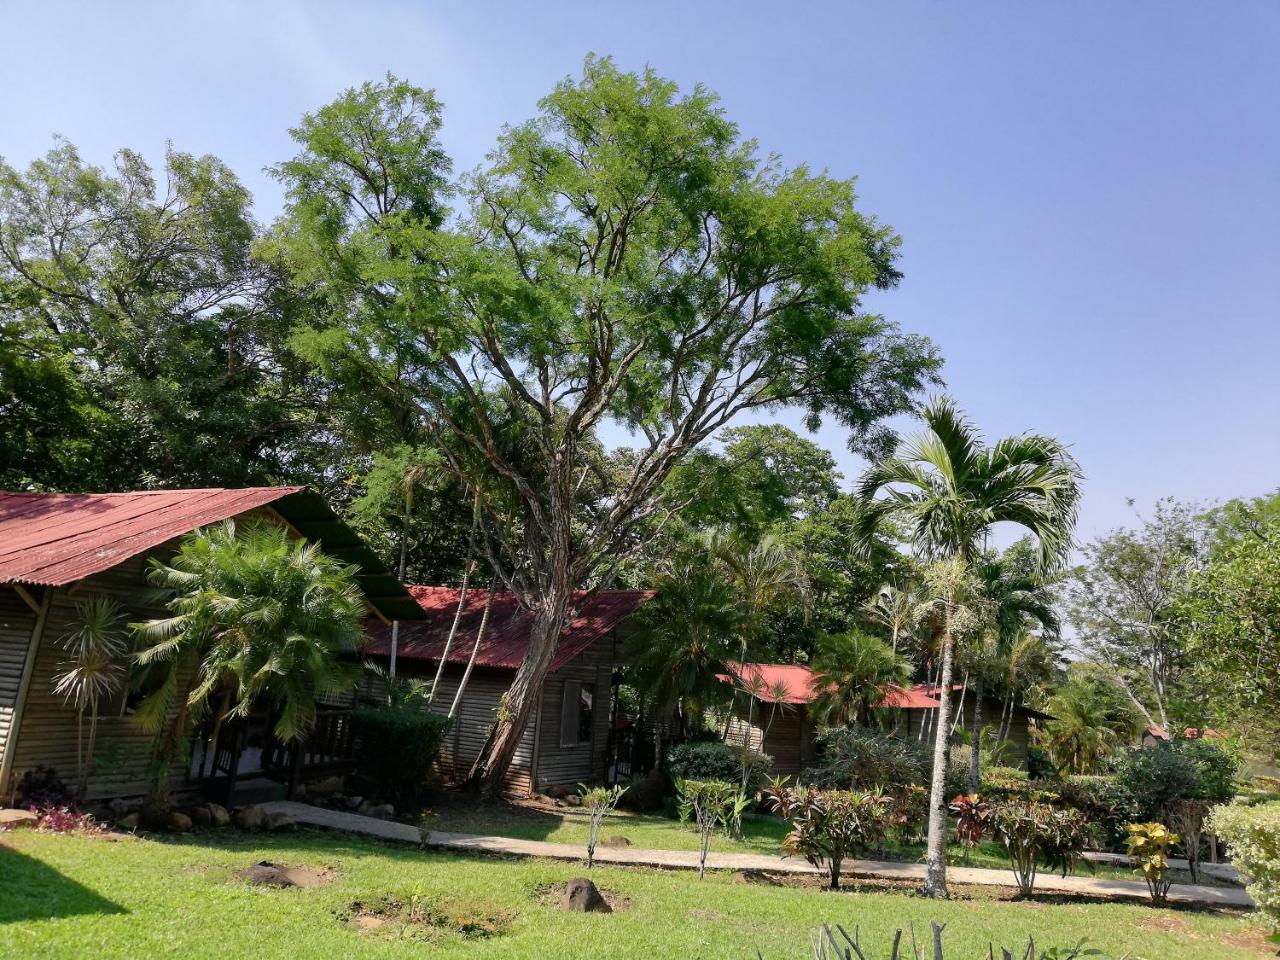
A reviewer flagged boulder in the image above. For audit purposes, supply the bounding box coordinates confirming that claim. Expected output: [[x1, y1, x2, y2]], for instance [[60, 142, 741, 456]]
[[106, 797, 136, 818], [545, 784, 573, 800], [617, 768, 667, 813], [358, 801, 394, 820], [603, 835, 632, 848], [0, 808, 38, 829], [207, 803, 231, 828], [116, 813, 140, 831], [561, 877, 611, 913], [165, 811, 193, 833], [265, 812, 297, 832], [308, 774, 344, 796], [343, 795, 364, 811], [232, 804, 266, 830], [187, 805, 212, 828], [563, 794, 582, 808]]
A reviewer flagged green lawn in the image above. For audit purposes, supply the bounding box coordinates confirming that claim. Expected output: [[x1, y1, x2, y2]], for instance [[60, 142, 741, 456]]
[[2, 828, 1267, 960]]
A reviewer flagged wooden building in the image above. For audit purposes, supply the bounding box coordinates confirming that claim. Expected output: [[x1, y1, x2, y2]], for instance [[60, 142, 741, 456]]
[[896, 684, 1052, 769], [0, 487, 420, 802], [362, 586, 652, 797], [721, 663, 941, 777]]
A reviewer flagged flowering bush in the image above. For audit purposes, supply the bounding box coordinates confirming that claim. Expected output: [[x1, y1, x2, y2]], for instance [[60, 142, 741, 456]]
[[1210, 800, 1280, 931], [1125, 821, 1180, 905], [765, 784, 893, 889]]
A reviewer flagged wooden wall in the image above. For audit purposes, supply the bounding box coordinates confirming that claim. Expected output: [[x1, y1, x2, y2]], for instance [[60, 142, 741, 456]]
[[0, 586, 39, 787], [532, 631, 616, 792], [725, 699, 814, 777]]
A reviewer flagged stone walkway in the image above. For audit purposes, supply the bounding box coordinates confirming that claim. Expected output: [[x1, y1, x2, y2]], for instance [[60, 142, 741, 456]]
[[261, 800, 1252, 908]]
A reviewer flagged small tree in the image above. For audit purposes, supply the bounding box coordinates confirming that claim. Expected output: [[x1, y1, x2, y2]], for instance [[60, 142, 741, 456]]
[[765, 784, 893, 889], [990, 800, 1090, 897], [51, 596, 127, 798], [677, 778, 748, 880], [1126, 822, 1180, 905], [579, 784, 627, 868]]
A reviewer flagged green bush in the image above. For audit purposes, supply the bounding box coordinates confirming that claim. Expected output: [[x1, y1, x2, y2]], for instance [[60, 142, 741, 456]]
[[1113, 738, 1239, 822], [990, 800, 1092, 897], [1026, 745, 1057, 781], [1177, 737, 1239, 805], [1058, 774, 1141, 852], [666, 740, 771, 793], [805, 728, 930, 792], [765, 784, 894, 890], [980, 766, 1039, 801], [1209, 800, 1280, 932], [351, 704, 451, 802]]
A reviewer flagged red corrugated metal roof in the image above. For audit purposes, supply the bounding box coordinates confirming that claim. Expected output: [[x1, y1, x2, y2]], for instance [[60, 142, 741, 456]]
[[363, 585, 653, 672], [718, 662, 941, 709], [0, 487, 304, 586]]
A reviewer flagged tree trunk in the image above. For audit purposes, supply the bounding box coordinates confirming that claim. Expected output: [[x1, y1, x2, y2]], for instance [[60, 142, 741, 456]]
[[922, 603, 956, 898], [429, 560, 473, 704], [474, 588, 571, 799], [450, 578, 498, 721], [968, 677, 985, 795]]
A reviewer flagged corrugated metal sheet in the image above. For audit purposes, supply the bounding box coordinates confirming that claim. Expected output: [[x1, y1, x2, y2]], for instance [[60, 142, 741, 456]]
[[364, 585, 653, 672], [0, 488, 304, 585], [720, 662, 941, 709], [0, 486, 424, 621]]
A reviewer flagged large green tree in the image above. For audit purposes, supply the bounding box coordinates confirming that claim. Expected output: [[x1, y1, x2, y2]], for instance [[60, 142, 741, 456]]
[[856, 396, 1079, 898], [273, 61, 940, 795], [0, 140, 320, 491]]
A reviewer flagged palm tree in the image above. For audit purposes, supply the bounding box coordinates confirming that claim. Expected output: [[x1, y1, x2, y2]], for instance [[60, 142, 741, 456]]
[[1040, 672, 1142, 774], [856, 395, 1080, 898], [625, 563, 745, 733], [965, 559, 1060, 792], [52, 596, 128, 798], [133, 521, 365, 803], [863, 581, 930, 657], [810, 629, 911, 727]]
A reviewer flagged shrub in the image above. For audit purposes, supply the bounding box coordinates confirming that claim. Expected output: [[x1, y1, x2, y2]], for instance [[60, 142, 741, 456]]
[[351, 704, 451, 803], [1126, 821, 1180, 906], [804, 728, 930, 792], [676, 778, 749, 880], [1113, 738, 1239, 823], [990, 800, 1091, 896], [765, 784, 894, 889], [1058, 774, 1141, 852], [666, 740, 771, 794], [948, 793, 991, 864], [947, 744, 973, 799], [1210, 800, 1280, 932], [1177, 737, 1239, 805], [1027, 745, 1057, 780], [980, 766, 1038, 801], [579, 784, 627, 868], [14, 766, 74, 808], [888, 784, 929, 845], [29, 804, 107, 835]]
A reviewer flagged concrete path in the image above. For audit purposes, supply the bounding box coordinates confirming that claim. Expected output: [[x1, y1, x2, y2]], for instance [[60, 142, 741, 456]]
[[261, 800, 1252, 908], [1081, 849, 1240, 884]]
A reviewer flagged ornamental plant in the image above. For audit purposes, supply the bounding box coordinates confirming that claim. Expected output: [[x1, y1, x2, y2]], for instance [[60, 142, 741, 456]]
[[1125, 821, 1180, 905], [990, 800, 1092, 897], [764, 784, 893, 889], [948, 793, 991, 864], [1209, 800, 1280, 933], [579, 783, 627, 868], [676, 779, 749, 880]]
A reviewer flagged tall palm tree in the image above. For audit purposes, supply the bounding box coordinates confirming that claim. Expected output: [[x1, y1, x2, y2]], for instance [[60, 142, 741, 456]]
[[856, 395, 1080, 898], [625, 563, 745, 733], [1040, 673, 1142, 774], [133, 521, 365, 803], [965, 559, 1060, 791], [810, 629, 911, 727], [863, 580, 930, 657], [52, 596, 128, 798]]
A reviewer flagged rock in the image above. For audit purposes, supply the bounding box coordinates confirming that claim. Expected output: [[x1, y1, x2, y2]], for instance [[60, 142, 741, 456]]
[[343, 795, 364, 811], [188, 805, 212, 828], [117, 813, 140, 831], [0, 808, 38, 829], [308, 775, 344, 796], [106, 797, 135, 818], [563, 794, 582, 808], [545, 784, 573, 800], [561, 877, 611, 913], [293, 784, 307, 799], [603, 835, 632, 848], [618, 768, 668, 813], [265, 812, 297, 832], [358, 801, 394, 820], [232, 804, 266, 830], [207, 803, 231, 828], [165, 811, 193, 833]]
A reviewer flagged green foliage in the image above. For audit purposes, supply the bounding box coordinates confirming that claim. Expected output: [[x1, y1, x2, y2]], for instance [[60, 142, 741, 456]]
[[1026, 745, 1057, 781], [990, 800, 1092, 896], [1113, 738, 1238, 823], [675, 778, 750, 879], [765, 784, 894, 889], [803, 727, 929, 792], [1209, 800, 1280, 932], [1125, 821, 1180, 905], [1039, 667, 1141, 775], [352, 704, 450, 803], [666, 740, 771, 795], [578, 783, 627, 868], [808, 629, 909, 726], [980, 766, 1037, 802], [1057, 775, 1142, 852]]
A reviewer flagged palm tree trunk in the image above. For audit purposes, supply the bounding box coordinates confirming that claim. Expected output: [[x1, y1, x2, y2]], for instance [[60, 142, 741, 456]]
[[429, 560, 473, 703], [968, 677, 985, 794], [922, 602, 956, 899], [950, 673, 968, 736], [75, 707, 87, 798], [389, 491, 414, 683], [449, 578, 498, 721]]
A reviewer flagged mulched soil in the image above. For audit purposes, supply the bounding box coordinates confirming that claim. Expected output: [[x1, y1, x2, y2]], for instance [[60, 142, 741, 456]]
[[236, 860, 336, 888]]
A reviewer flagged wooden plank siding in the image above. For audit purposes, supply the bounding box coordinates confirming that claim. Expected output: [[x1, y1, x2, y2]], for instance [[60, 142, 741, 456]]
[[725, 700, 815, 777], [0, 587, 39, 789]]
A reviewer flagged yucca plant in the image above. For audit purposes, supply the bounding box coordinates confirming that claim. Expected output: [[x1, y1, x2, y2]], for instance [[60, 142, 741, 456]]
[[52, 596, 128, 798], [133, 520, 365, 802]]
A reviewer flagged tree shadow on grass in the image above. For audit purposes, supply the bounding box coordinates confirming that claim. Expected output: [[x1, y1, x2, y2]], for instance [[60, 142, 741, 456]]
[[0, 843, 127, 924]]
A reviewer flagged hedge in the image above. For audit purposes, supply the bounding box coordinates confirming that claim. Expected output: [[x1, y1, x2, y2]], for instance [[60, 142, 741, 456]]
[[1210, 800, 1280, 932]]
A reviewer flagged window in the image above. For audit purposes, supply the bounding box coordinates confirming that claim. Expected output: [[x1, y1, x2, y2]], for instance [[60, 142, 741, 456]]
[[560, 680, 593, 746]]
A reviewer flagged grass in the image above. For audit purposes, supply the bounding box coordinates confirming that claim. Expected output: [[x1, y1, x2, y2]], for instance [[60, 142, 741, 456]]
[[3, 828, 1268, 960]]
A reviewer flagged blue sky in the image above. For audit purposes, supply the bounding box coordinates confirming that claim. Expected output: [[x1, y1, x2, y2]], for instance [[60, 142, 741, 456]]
[[2, 1, 1277, 545]]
